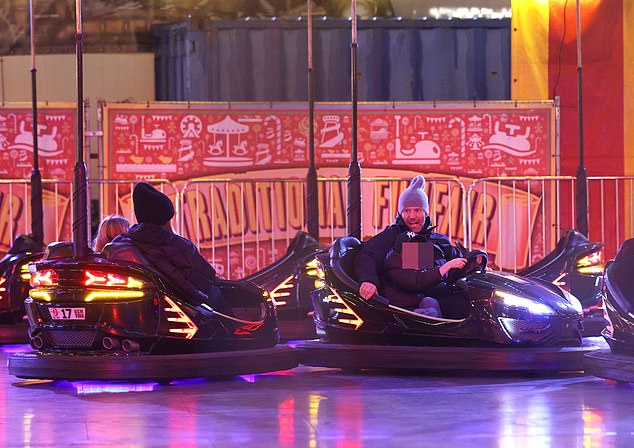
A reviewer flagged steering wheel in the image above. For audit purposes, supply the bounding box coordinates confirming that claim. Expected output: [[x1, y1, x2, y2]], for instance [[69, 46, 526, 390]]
[[445, 250, 488, 284]]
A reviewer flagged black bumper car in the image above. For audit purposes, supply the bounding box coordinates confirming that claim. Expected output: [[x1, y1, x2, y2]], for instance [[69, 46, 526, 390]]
[[584, 239, 634, 382], [8, 241, 298, 381], [297, 236, 601, 373], [519, 229, 606, 336], [0, 235, 44, 343], [245, 231, 322, 340]]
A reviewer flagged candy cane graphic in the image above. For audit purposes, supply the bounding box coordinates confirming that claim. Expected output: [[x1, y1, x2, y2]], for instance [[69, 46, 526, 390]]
[[264, 115, 282, 156], [448, 117, 466, 155], [482, 114, 492, 134]]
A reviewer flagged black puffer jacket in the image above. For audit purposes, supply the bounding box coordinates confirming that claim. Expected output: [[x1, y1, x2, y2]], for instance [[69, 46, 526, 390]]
[[354, 216, 461, 296], [382, 232, 447, 308], [111, 223, 217, 302]]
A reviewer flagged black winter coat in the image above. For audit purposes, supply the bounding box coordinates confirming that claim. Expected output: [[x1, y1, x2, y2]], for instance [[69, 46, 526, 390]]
[[112, 223, 217, 302], [382, 245, 443, 308], [354, 217, 461, 304]]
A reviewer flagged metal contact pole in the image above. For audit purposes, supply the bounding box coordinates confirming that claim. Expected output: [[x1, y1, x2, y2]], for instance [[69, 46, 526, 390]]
[[347, 0, 361, 239], [306, 0, 319, 240], [73, 0, 89, 255], [29, 0, 43, 248], [575, 0, 589, 236]]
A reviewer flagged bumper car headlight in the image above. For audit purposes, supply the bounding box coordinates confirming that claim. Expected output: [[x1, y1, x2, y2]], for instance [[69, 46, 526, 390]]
[[493, 290, 556, 315], [560, 288, 583, 315]]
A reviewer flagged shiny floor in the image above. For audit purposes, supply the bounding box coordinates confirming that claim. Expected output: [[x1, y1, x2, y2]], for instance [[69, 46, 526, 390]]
[[1, 345, 633, 447]]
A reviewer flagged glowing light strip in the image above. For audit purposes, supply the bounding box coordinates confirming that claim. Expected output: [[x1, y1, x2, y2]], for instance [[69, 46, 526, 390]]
[[578, 251, 602, 267], [163, 296, 198, 339], [578, 266, 604, 275], [29, 290, 52, 301], [212, 309, 265, 325], [388, 303, 465, 323], [84, 290, 144, 302], [85, 271, 144, 288], [32, 270, 55, 287], [429, 7, 511, 19], [326, 287, 363, 330], [270, 274, 295, 306], [553, 273, 566, 286]]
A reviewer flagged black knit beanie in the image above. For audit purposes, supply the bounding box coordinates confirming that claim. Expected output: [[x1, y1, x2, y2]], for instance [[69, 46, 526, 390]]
[[133, 182, 174, 225]]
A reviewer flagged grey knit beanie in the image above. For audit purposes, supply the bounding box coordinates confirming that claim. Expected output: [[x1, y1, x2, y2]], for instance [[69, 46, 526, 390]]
[[397, 175, 429, 214]]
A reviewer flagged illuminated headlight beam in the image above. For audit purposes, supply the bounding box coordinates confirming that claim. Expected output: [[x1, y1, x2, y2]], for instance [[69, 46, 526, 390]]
[[494, 290, 556, 315]]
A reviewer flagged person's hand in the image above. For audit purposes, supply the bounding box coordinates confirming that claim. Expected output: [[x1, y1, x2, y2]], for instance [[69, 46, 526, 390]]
[[359, 282, 378, 300], [439, 257, 467, 277]]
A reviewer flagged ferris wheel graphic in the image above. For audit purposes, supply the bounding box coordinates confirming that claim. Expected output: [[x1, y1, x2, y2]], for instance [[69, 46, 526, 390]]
[[180, 115, 203, 139]]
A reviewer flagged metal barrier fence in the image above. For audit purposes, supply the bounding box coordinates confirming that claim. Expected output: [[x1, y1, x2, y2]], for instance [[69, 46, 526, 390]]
[[467, 176, 634, 272], [1, 175, 630, 279], [178, 176, 466, 278], [0, 179, 72, 252]]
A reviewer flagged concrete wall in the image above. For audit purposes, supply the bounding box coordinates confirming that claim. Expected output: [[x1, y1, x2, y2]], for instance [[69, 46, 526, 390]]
[[0, 52, 155, 180], [0, 53, 154, 104]]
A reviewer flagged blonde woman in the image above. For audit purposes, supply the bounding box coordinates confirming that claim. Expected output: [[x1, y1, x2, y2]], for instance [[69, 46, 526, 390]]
[[93, 215, 130, 252]]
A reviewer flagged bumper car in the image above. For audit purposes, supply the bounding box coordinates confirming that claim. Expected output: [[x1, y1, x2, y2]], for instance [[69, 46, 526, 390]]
[[519, 229, 606, 336], [245, 231, 322, 340], [0, 235, 44, 343], [8, 241, 298, 381], [584, 239, 634, 382], [296, 236, 602, 373]]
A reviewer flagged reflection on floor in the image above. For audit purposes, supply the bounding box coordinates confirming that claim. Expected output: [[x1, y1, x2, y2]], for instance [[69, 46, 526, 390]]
[[1, 345, 634, 447]]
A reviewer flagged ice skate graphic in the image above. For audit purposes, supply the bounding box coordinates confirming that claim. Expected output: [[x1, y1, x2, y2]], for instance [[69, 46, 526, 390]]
[[393, 115, 441, 165], [10, 121, 62, 157], [255, 143, 273, 165], [319, 116, 344, 149], [483, 122, 535, 157], [203, 116, 253, 167], [177, 139, 195, 162]]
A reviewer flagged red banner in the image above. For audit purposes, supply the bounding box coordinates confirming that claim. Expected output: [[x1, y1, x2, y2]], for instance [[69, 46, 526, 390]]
[[103, 102, 555, 277], [104, 102, 555, 180], [0, 104, 76, 180], [0, 104, 76, 251]]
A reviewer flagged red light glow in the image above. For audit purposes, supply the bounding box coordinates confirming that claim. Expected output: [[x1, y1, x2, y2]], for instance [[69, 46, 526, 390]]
[[31, 270, 57, 287]]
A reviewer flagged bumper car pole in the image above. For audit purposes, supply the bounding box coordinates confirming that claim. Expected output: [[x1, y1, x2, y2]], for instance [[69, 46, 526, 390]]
[[575, 0, 589, 237], [72, 0, 89, 257], [29, 0, 44, 249], [347, 0, 361, 240], [306, 0, 319, 241]]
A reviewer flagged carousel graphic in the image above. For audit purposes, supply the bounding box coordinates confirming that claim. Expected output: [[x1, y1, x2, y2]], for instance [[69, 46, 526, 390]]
[[204, 116, 253, 167]]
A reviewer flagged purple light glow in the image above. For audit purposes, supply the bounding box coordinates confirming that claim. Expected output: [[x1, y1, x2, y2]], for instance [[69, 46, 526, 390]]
[[71, 381, 157, 395], [0, 345, 31, 354]]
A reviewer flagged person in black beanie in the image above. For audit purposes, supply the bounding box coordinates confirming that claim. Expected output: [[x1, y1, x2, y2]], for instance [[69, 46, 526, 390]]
[[109, 182, 230, 314]]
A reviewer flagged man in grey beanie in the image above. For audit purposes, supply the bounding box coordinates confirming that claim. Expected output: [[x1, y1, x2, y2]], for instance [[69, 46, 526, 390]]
[[354, 175, 466, 310]]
